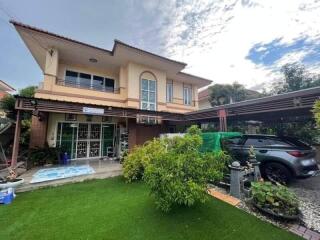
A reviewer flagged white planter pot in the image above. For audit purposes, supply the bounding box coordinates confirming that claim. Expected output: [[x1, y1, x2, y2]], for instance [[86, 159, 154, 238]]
[[0, 178, 24, 189]]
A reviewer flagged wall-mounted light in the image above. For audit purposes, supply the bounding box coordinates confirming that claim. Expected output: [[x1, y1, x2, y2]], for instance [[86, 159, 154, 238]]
[[89, 58, 98, 63]]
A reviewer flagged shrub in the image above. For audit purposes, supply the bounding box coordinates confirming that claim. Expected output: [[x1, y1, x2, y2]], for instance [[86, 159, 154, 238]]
[[123, 138, 167, 182], [251, 181, 299, 216], [29, 145, 61, 166], [143, 126, 229, 212]]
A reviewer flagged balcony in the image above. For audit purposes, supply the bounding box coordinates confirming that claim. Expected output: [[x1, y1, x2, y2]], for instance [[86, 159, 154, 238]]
[[56, 78, 120, 94], [168, 97, 197, 107]]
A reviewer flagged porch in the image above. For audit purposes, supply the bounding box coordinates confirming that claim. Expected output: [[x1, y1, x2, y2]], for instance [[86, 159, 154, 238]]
[[10, 96, 183, 169], [16, 159, 122, 192]]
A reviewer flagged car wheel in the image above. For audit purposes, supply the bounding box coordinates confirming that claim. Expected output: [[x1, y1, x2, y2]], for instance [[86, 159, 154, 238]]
[[262, 162, 292, 184]]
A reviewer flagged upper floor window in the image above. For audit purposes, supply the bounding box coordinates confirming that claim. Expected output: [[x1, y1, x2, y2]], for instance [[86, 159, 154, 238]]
[[140, 79, 156, 111], [166, 81, 173, 103], [183, 85, 192, 105], [65, 70, 115, 92]]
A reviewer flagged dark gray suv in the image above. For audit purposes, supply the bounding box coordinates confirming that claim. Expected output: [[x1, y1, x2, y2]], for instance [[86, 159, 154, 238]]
[[222, 134, 319, 184]]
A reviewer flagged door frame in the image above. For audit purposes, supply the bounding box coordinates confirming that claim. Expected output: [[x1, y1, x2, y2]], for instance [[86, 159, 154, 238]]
[[56, 121, 116, 160]]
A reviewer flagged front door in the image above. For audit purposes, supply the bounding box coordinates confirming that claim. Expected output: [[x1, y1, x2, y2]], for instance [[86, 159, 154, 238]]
[[76, 123, 103, 159]]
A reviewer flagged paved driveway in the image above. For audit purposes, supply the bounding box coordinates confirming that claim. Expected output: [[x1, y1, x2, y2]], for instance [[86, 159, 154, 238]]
[[290, 173, 320, 233]]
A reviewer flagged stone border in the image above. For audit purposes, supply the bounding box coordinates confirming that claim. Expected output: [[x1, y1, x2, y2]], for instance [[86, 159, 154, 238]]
[[289, 224, 320, 240]]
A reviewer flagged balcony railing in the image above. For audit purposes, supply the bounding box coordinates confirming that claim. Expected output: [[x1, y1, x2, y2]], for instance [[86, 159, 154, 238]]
[[56, 79, 120, 94], [168, 97, 197, 107]]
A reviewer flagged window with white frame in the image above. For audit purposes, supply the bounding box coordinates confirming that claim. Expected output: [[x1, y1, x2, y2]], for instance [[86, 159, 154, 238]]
[[65, 70, 115, 92], [140, 79, 156, 111], [166, 81, 173, 103], [183, 85, 192, 105]]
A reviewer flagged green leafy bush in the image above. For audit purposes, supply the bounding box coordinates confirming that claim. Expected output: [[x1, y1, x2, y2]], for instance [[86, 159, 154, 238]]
[[142, 126, 229, 212], [123, 138, 167, 182], [251, 181, 299, 216]]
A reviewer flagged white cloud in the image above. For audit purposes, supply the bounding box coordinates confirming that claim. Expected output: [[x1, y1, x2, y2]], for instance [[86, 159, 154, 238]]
[[142, 0, 320, 90]]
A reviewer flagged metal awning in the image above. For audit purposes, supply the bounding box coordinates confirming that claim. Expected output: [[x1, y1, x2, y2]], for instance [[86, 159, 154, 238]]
[[15, 86, 320, 122], [185, 86, 320, 121], [15, 96, 185, 121]]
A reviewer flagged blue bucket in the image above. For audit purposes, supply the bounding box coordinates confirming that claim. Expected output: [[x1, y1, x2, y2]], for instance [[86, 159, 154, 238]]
[[0, 188, 14, 205]]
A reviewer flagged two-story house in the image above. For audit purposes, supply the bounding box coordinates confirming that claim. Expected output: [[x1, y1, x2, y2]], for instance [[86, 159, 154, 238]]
[[11, 21, 211, 162]]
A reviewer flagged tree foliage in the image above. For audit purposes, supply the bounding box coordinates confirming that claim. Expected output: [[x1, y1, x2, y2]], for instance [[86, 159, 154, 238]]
[[123, 125, 230, 212], [123, 138, 167, 182], [0, 85, 37, 119], [19, 86, 37, 98], [273, 63, 320, 94], [208, 82, 263, 106], [1, 95, 16, 119]]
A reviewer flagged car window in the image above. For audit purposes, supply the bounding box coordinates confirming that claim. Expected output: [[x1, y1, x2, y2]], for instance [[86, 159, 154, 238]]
[[281, 137, 311, 148], [244, 138, 268, 147], [266, 138, 291, 147], [223, 137, 242, 145]]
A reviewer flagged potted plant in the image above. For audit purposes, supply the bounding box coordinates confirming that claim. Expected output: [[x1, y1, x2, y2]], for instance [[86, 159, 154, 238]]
[[251, 181, 300, 220], [0, 167, 24, 190]]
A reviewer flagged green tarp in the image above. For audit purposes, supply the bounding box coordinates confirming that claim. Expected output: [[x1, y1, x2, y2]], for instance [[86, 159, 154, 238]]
[[200, 132, 242, 152]]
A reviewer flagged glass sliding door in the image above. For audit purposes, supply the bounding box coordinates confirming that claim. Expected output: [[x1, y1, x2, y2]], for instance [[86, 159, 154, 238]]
[[56, 122, 77, 159], [102, 124, 115, 157], [56, 122, 115, 160]]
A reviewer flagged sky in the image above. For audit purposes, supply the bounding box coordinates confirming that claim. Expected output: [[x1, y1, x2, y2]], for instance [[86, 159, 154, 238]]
[[0, 0, 320, 92]]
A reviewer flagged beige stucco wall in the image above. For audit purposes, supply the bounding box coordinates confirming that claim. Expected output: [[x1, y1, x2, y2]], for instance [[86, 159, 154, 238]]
[[199, 98, 212, 110], [35, 49, 198, 113]]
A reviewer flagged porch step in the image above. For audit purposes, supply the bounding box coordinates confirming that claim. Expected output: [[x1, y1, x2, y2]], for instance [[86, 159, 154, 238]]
[[16, 168, 123, 193]]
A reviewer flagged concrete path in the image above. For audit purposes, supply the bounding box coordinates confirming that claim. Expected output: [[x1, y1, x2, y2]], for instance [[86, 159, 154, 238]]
[[16, 161, 122, 192]]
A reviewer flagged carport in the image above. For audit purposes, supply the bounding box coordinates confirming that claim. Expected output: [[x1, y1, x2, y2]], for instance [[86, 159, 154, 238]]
[[185, 86, 320, 131]]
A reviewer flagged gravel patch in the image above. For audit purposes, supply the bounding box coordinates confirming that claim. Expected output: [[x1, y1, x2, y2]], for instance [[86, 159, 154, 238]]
[[209, 175, 320, 234], [236, 200, 295, 230], [291, 186, 320, 233]]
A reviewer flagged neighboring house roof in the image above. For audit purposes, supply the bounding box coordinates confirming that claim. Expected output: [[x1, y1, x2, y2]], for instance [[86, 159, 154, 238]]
[[198, 88, 210, 101], [10, 20, 212, 88], [0, 80, 15, 93]]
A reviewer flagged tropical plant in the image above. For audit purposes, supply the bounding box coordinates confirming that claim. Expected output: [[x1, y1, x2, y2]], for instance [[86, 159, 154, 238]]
[[142, 125, 229, 212], [251, 181, 299, 216], [29, 144, 61, 166], [208, 82, 264, 106]]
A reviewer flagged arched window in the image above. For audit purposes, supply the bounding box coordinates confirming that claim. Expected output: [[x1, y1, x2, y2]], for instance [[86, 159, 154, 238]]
[[140, 72, 157, 111]]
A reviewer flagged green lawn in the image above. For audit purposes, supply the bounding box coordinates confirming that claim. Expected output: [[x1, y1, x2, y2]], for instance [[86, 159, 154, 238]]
[[0, 177, 300, 240]]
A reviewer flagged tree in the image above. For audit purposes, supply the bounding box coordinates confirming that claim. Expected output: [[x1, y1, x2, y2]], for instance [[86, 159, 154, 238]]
[[143, 126, 229, 212], [0, 86, 37, 119], [1, 95, 16, 119], [208, 82, 262, 106], [19, 86, 37, 98], [273, 63, 320, 94]]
